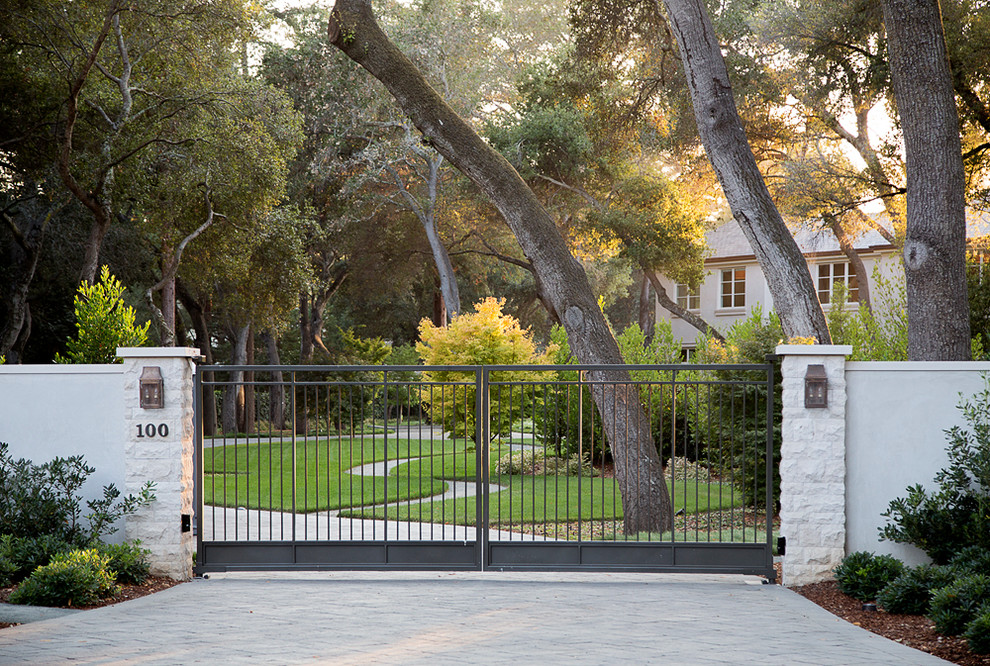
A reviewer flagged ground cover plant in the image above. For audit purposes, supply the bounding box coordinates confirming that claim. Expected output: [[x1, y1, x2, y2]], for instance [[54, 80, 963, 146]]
[[0, 446, 158, 608]]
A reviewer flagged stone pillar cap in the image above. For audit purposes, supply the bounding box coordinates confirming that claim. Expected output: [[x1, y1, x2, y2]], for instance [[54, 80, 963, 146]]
[[117, 347, 202, 359], [775, 344, 853, 356]]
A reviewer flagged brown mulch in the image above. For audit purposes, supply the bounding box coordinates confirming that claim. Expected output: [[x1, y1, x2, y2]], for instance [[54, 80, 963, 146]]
[[0, 576, 183, 630], [794, 580, 990, 665]]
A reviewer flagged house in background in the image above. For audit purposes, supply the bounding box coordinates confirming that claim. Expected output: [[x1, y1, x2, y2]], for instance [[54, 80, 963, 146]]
[[655, 219, 899, 348]]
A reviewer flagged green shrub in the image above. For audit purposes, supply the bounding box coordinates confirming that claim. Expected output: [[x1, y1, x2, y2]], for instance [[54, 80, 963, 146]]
[[98, 541, 151, 585], [54, 265, 149, 364], [834, 551, 905, 602], [949, 546, 990, 575], [928, 574, 990, 635], [9, 549, 120, 607], [877, 564, 957, 615], [880, 379, 990, 564], [417, 298, 556, 441], [0, 443, 155, 546], [690, 307, 783, 511], [0, 534, 74, 586], [964, 605, 990, 654]]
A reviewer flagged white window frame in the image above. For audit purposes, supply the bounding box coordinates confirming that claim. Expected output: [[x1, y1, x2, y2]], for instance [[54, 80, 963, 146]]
[[720, 267, 746, 309], [816, 261, 859, 305], [675, 283, 700, 311]]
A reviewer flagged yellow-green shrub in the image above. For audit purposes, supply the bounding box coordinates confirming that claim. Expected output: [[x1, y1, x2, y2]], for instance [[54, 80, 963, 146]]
[[416, 298, 555, 440]]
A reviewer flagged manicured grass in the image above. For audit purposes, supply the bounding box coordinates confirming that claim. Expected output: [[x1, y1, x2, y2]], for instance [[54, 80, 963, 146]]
[[343, 476, 741, 526], [204, 436, 744, 528], [202, 436, 455, 511]]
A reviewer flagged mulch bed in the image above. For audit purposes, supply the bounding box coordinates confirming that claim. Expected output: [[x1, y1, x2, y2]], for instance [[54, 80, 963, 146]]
[[0, 576, 183, 630], [794, 580, 990, 665]]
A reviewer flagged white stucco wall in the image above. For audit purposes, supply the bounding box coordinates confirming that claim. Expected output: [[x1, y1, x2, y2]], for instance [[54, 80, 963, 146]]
[[0, 365, 126, 531], [844, 362, 990, 565]]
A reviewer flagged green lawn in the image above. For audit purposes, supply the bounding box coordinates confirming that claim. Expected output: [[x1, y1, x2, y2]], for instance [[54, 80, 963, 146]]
[[202, 436, 454, 511], [203, 436, 744, 527]]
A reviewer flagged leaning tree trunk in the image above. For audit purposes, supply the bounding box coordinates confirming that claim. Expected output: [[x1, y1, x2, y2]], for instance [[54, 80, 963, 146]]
[[221, 323, 250, 435], [880, 0, 970, 360], [329, 0, 671, 533], [261, 330, 286, 430], [178, 280, 217, 436], [660, 0, 831, 343], [638, 274, 656, 342]]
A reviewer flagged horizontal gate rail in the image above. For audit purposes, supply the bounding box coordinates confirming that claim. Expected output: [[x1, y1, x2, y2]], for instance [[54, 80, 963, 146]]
[[194, 363, 776, 579]]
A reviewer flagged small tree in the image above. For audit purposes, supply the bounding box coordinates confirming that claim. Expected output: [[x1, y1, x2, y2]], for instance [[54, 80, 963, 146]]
[[55, 266, 149, 364], [416, 298, 555, 440]]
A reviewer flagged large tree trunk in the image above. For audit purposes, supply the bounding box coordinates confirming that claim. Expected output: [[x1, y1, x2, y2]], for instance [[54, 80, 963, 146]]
[[177, 279, 216, 436], [261, 330, 286, 430], [1, 203, 54, 360], [221, 323, 250, 435], [329, 0, 672, 533], [880, 0, 970, 360], [825, 214, 872, 312], [660, 0, 831, 343], [644, 270, 725, 342], [637, 273, 655, 342]]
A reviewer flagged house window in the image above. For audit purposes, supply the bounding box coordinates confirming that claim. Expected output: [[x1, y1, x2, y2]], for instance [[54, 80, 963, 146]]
[[720, 268, 745, 308], [676, 283, 700, 310], [817, 262, 859, 304]]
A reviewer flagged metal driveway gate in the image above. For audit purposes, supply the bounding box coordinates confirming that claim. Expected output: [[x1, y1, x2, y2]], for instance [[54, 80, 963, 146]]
[[194, 364, 776, 579]]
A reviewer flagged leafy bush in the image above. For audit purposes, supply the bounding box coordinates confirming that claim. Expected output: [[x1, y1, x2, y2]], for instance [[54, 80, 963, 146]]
[[9, 549, 120, 607], [0, 534, 74, 586], [98, 541, 151, 585], [491, 450, 596, 477], [416, 298, 555, 440], [834, 551, 905, 602], [690, 307, 783, 510], [949, 546, 990, 575], [928, 574, 990, 635], [0, 443, 156, 546], [54, 265, 149, 364], [964, 605, 990, 654], [877, 564, 957, 615], [879, 379, 990, 564]]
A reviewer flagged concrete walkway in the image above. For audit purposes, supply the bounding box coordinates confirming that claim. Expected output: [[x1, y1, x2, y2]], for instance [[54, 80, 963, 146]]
[[0, 572, 948, 665]]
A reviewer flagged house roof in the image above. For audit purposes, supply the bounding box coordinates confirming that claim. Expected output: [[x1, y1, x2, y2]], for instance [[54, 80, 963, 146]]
[[704, 219, 893, 263], [706, 211, 990, 263]]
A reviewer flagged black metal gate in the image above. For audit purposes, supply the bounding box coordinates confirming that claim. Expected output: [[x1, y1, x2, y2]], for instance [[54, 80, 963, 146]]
[[194, 364, 776, 579]]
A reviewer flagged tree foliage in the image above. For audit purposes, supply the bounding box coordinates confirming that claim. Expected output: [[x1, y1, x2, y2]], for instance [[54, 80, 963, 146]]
[[54, 266, 149, 364]]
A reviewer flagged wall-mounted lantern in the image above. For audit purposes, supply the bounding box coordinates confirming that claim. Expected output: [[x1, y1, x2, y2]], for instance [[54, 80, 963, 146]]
[[140, 366, 164, 409], [804, 364, 828, 408]]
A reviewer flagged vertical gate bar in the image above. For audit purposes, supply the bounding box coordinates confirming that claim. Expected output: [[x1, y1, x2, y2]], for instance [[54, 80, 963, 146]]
[[232, 373, 239, 542], [765, 365, 775, 568], [291, 383, 299, 545], [336, 385, 343, 540], [576, 372, 583, 543], [704, 381, 712, 543], [693, 381, 700, 543], [479, 368, 488, 568], [429, 382, 435, 541], [539, 377, 546, 542], [648, 381, 656, 544], [222, 373, 229, 542], [194, 367, 204, 566], [383, 371, 391, 540], [670, 370, 678, 541], [617, 378, 623, 542]]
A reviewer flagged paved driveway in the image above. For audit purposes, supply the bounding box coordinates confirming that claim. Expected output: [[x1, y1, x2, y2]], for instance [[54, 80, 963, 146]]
[[0, 572, 947, 665]]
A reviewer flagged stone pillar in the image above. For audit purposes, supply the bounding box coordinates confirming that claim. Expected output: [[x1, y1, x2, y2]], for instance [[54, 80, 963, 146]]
[[776, 344, 852, 587], [118, 347, 200, 580]]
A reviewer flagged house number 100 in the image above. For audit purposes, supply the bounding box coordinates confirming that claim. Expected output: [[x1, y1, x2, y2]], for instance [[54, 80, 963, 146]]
[[136, 423, 169, 438]]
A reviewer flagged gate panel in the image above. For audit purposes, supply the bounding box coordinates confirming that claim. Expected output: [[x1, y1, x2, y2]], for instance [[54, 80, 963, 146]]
[[480, 364, 775, 579], [195, 363, 776, 579], [195, 366, 485, 572]]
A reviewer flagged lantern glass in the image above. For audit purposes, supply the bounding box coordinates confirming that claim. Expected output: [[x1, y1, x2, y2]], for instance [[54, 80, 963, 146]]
[[140, 366, 164, 409]]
